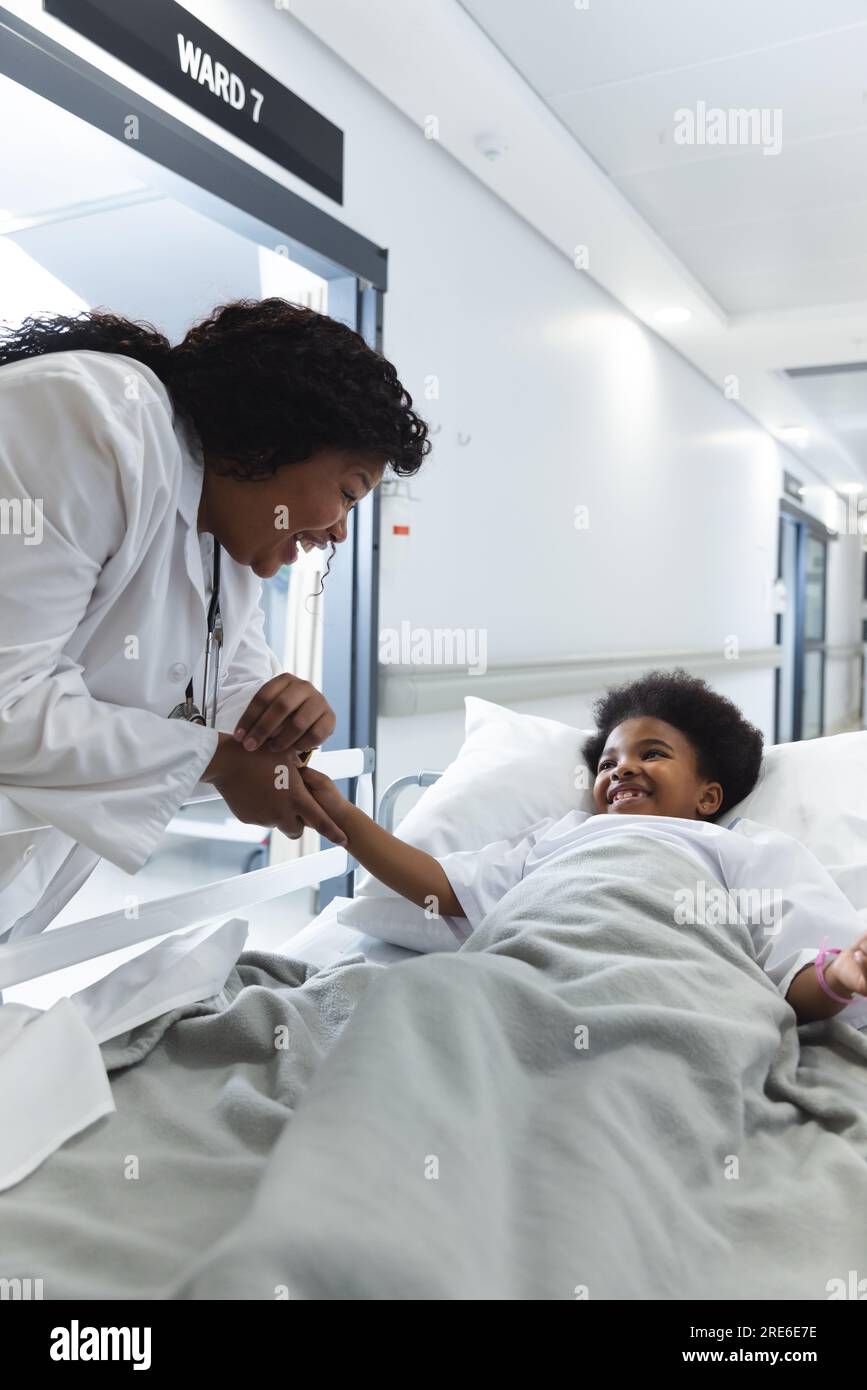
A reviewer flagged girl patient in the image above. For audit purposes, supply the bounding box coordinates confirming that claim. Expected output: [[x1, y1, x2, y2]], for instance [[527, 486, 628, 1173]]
[[300, 668, 867, 1028]]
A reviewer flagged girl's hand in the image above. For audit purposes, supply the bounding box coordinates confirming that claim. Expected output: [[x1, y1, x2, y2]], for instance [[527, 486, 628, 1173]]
[[234, 675, 336, 754], [298, 765, 350, 828], [201, 737, 347, 846], [823, 933, 867, 1000]]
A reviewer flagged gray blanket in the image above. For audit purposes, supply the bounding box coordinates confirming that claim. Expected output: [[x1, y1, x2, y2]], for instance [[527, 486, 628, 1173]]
[[4, 832, 867, 1299], [0, 951, 382, 1299]]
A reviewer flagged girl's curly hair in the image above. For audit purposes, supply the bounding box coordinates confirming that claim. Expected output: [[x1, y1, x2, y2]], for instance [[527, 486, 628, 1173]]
[[0, 299, 431, 480], [581, 667, 764, 819]]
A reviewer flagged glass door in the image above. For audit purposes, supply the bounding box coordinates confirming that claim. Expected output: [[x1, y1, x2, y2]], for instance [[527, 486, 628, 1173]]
[[801, 532, 827, 739], [775, 510, 829, 742]]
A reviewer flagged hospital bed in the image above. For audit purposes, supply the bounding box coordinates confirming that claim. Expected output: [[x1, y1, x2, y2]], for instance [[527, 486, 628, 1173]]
[[5, 736, 867, 1301], [0, 746, 433, 993]]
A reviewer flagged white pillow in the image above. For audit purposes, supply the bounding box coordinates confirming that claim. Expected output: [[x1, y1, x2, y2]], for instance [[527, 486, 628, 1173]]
[[337, 697, 592, 949], [725, 730, 867, 914], [336, 898, 467, 953]]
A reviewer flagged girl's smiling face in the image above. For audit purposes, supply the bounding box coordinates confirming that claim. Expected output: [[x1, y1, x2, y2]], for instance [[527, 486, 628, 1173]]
[[592, 716, 723, 821]]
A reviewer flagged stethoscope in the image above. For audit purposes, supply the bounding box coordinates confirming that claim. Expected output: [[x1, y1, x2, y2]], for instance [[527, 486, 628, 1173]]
[[168, 539, 223, 727]]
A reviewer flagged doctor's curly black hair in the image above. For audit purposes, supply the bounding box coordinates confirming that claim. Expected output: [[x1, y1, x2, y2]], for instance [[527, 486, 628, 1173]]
[[0, 298, 430, 479], [581, 667, 764, 819]]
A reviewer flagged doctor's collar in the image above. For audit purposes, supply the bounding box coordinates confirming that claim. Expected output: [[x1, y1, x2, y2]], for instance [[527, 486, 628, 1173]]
[[174, 415, 206, 532]]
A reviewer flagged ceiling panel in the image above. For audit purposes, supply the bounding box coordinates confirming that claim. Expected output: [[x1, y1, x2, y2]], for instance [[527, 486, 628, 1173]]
[[704, 255, 867, 317], [784, 365, 867, 472], [549, 27, 867, 176], [458, 0, 867, 96], [673, 200, 867, 276], [622, 122, 867, 221], [459, 0, 867, 319]]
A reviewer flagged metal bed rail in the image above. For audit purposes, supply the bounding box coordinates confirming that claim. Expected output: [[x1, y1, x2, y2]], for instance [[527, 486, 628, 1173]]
[[377, 770, 442, 833], [0, 747, 374, 992]]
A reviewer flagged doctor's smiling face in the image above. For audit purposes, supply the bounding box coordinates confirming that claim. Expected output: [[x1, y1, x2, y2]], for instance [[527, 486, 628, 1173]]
[[592, 716, 723, 821], [197, 449, 386, 578]]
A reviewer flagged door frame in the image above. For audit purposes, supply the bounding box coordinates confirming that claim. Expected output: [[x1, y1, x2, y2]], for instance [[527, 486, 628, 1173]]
[[0, 5, 386, 288], [0, 4, 385, 896]]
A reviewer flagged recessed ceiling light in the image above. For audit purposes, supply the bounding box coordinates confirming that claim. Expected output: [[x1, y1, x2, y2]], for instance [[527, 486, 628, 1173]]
[[653, 307, 691, 325], [836, 482, 864, 494], [778, 426, 810, 448]]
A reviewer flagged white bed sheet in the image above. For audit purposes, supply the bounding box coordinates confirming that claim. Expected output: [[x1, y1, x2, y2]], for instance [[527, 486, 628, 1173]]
[[278, 896, 419, 969]]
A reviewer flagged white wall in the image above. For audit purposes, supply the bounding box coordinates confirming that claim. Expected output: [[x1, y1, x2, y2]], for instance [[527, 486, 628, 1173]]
[[6, 0, 862, 799]]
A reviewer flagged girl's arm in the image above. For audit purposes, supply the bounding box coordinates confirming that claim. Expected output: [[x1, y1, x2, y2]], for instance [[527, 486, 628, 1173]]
[[786, 932, 867, 1024], [299, 766, 465, 917]]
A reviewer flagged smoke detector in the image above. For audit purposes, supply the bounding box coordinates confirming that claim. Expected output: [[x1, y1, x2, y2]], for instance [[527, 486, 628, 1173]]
[[475, 131, 509, 162]]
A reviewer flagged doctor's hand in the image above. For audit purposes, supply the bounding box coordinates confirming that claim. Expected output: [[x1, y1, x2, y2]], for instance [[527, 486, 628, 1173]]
[[233, 675, 336, 756], [202, 736, 347, 846]]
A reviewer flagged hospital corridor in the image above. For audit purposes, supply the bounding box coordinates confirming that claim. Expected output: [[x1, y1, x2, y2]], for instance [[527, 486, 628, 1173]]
[[1, 0, 867, 1343]]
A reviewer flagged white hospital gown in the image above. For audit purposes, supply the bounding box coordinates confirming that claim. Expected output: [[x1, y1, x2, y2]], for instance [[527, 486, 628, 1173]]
[[435, 812, 867, 1029]]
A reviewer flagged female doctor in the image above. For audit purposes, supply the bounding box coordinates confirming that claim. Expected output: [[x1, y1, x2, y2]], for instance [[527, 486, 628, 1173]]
[[0, 298, 429, 940]]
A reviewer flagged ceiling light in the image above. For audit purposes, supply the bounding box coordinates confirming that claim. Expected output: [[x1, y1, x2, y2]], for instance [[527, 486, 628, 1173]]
[[778, 426, 810, 448], [653, 307, 691, 325], [836, 482, 864, 495]]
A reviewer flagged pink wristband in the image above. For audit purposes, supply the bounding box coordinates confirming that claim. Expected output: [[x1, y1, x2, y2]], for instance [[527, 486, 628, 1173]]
[[815, 938, 855, 1007]]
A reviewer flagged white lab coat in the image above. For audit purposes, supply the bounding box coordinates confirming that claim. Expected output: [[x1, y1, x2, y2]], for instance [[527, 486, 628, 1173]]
[[0, 349, 282, 940]]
